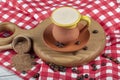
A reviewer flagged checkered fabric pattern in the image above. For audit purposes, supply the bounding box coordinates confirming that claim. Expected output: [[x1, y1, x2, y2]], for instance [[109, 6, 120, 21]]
[[0, 0, 120, 80]]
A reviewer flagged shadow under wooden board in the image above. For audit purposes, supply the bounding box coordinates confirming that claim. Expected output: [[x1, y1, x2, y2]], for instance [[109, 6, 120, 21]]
[[34, 18, 106, 67]]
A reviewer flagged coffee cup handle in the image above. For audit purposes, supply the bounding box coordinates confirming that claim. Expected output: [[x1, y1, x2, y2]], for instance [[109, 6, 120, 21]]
[[77, 15, 91, 33], [81, 15, 91, 26]]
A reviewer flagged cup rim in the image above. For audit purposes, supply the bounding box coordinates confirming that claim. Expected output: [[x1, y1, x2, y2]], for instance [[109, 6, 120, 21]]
[[51, 7, 81, 27]]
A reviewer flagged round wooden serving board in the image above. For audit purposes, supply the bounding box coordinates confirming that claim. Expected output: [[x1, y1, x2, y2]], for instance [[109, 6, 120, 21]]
[[34, 18, 106, 67]]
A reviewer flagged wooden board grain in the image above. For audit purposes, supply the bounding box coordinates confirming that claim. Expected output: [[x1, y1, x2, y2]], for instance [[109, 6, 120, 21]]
[[34, 18, 106, 67]]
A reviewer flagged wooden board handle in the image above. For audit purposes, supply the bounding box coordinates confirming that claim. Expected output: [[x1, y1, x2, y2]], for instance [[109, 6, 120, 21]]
[[0, 22, 18, 46]]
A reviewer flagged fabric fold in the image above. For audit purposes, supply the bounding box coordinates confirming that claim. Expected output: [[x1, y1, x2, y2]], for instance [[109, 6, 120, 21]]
[[0, 0, 120, 80]]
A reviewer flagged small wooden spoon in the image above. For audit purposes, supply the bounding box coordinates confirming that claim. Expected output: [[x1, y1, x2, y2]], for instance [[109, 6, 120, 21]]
[[0, 35, 31, 53], [12, 35, 31, 53]]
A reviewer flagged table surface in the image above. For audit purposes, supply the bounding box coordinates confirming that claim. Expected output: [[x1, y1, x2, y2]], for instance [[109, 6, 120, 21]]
[[0, 66, 21, 80]]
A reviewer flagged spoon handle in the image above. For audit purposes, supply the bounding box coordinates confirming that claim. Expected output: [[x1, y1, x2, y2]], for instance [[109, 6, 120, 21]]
[[0, 44, 12, 51]]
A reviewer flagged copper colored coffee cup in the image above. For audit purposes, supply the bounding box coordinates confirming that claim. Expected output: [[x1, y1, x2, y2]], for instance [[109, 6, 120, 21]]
[[51, 7, 91, 44]]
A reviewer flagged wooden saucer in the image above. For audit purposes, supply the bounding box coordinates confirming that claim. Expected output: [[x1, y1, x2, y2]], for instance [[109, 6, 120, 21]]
[[34, 18, 106, 67], [43, 24, 90, 52]]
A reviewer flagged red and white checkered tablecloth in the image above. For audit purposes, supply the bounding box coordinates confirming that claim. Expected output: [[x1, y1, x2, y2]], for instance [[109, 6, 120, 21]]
[[0, 0, 120, 80]]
